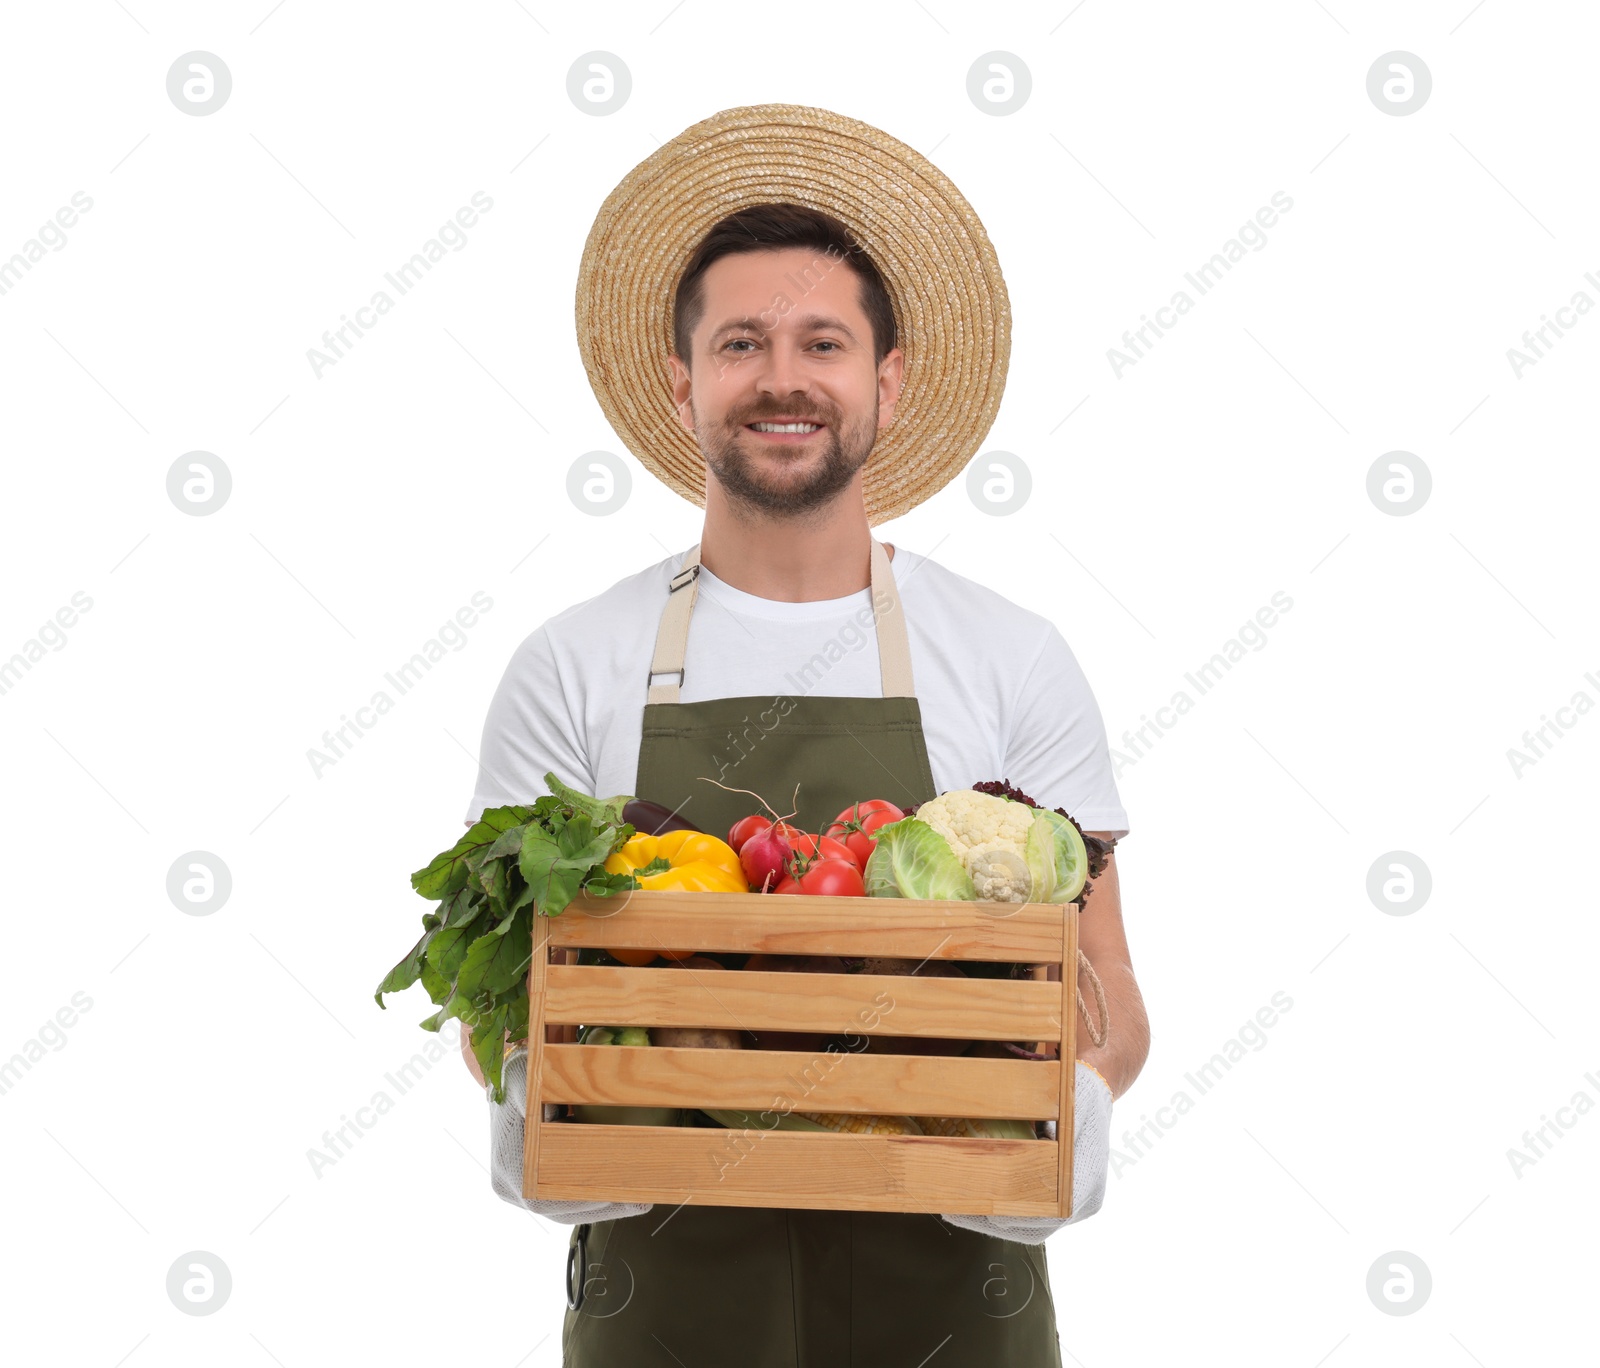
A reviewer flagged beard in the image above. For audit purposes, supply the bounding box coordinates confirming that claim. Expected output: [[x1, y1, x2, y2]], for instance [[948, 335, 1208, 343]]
[[696, 401, 879, 519]]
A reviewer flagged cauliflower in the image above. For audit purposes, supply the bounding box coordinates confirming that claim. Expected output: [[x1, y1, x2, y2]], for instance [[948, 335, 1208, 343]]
[[966, 845, 1031, 901], [912, 789, 1038, 903]]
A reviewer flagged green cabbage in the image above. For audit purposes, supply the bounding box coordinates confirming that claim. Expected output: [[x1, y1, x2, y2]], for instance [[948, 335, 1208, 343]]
[[1024, 811, 1061, 902], [863, 817, 977, 901], [1027, 809, 1089, 904]]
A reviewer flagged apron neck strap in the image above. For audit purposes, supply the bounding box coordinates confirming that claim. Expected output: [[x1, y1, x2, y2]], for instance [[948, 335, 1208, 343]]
[[646, 538, 915, 704]]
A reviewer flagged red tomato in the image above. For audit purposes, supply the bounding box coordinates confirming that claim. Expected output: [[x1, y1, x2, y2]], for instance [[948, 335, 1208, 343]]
[[773, 857, 865, 898], [727, 814, 803, 851], [822, 799, 906, 869], [785, 832, 856, 868]]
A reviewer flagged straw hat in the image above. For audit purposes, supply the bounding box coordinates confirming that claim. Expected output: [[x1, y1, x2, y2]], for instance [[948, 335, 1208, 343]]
[[574, 103, 1012, 527]]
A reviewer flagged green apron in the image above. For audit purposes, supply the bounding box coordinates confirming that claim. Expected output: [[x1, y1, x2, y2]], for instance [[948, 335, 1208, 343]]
[[561, 538, 1064, 1367]]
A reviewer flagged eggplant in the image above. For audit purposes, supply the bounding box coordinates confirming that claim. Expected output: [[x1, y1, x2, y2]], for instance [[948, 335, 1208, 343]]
[[572, 1104, 685, 1126], [622, 798, 701, 836]]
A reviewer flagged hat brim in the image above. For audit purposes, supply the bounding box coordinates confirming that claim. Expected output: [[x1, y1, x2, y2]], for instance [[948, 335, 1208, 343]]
[[574, 103, 1011, 527]]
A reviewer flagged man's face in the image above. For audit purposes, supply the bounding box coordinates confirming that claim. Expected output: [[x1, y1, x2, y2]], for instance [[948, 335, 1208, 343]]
[[669, 246, 904, 519]]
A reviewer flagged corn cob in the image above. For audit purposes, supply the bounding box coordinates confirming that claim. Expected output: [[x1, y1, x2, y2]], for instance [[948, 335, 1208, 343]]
[[794, 1111, 925, 1135], [912, 1116, 1037, 1139]]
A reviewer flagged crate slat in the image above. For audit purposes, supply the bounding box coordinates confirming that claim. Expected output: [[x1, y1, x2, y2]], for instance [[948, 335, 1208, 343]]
[[550, 889, 1068, 962], [533, 1122, 1062, 1217], [546, 964, 1061, 1042], [542, 1043, 1059, 1119]]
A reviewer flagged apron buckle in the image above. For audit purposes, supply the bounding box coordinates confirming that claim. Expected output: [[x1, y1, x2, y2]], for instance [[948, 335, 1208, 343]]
[[668, 564, 700, 592], [566, 1222, 589, 1311]]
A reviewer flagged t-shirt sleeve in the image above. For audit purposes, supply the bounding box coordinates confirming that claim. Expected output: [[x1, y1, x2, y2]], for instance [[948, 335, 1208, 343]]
[[1002, 625, 1129, 840], [463, 626, 593, 827]]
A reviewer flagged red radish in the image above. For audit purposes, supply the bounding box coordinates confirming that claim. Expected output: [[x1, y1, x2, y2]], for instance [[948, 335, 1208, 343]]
[[729, 813, 802, 852], [739, 822, 793, 893]]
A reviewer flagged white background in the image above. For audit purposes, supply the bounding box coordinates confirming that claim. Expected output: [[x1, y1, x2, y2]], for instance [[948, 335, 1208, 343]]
[[2, 2, 1595, 1364]]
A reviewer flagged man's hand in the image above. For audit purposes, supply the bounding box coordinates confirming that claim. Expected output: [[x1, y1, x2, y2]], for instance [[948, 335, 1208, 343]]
[[460, 1021, 487, 1087], [490, 1045, 654, 1224], [940, 1059, 1112, 1242], [1073, 838, 1149, 1101]]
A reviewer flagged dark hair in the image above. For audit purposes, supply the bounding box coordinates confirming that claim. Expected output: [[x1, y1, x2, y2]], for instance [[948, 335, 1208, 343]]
[[671, 203, 897, 369]]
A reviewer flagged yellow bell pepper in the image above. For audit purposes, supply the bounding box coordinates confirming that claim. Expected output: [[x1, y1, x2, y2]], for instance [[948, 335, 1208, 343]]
[[601, 830, 748, 963], [604, 829, 749, 893]]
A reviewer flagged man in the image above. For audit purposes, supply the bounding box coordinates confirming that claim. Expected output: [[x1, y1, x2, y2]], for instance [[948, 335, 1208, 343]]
[[470, 105, 1149, 1366]]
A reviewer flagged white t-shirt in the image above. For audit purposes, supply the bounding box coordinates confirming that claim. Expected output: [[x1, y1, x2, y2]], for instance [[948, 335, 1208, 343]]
[[465, 543, 1129, 839]]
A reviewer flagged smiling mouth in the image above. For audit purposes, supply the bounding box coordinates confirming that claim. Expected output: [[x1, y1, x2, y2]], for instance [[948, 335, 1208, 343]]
[[744, 420, 826, 441]]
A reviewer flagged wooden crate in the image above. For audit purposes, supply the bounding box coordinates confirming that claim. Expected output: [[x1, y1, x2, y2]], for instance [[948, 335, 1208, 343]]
[[521, 889, 1080, 1218]]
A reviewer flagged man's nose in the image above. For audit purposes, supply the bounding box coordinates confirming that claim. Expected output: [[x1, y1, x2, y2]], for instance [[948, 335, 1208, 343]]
[[755, 338, 808, 396]]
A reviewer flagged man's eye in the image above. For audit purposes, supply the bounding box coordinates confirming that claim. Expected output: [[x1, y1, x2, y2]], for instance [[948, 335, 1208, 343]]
[[721, 338, 839, 354]]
